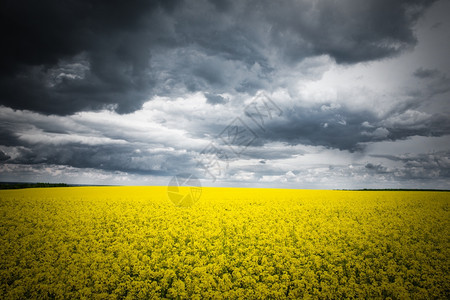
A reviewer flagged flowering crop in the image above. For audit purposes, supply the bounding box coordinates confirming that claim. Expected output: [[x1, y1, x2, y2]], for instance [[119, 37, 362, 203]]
[[0, 187, 449, 299]]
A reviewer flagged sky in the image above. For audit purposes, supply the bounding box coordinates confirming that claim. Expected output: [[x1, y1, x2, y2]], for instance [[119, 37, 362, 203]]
[[0, 0, 449, 189]]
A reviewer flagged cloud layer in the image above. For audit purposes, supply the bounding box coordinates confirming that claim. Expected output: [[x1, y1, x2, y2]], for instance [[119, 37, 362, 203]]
[[0, 0, 438, 115], [0, 0, 449, 188]]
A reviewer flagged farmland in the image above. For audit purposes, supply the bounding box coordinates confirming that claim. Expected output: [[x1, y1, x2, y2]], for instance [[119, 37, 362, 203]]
[[0, 187, 449, 299]]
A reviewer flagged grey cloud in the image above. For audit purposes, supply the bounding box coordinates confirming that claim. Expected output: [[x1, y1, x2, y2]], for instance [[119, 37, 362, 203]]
[[0, 0, 436, 115], [1, 101, 449, 187], [0, 150, 10, 162], [414, 67, 441, 79], [205, 93, 228, 105], [236, 96, 450, 152], [0, 106, 204, 176], [0, 0, 447, 188], [225, 144, 308, 162], [431, 21, 442, 29], [365, 163, 388, 174], [411, 68, 450, 103], [0, 0, 180, 115], [6, 143, 196, 177], [264, 0, 437, 63], [370, 152, 450, 179], [150, 47, 269, 97], [170, 90, 449, 154], [383, 112, 450, 140], [247, 103, 378, 151]]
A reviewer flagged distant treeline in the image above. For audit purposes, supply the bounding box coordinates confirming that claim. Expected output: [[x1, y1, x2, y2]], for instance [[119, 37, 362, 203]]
[[0, 182, 69, 190]]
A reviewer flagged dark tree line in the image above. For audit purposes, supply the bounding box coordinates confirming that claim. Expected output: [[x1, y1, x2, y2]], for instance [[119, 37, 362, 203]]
[[0, 182, 69, 190]]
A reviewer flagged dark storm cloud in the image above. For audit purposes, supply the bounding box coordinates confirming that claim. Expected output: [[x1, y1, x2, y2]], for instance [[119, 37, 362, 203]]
[[383, 111, 450, 138], [365, 163, 388, 174], [414, 67, 441, 79], [0, 0, 436, 115], [205, 93, 227, 105], [0, 150, 10, 162], [235, 102, 382, 151], [264, 0, 438, 63], [369, 151, 450, 180], [412, 68, 450, 99], [5, 142, 195, 176], [211, 96, 450, 153], [0, 0, 180, 115]]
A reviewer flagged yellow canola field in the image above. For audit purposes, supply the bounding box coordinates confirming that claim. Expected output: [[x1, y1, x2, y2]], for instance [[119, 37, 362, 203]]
[[0, 187, 449, 299]]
